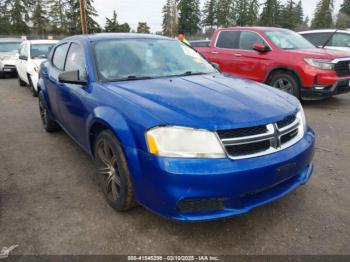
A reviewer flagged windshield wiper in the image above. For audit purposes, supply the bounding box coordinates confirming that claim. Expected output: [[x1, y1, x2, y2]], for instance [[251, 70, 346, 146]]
[[113, 75, 154, 82], [176, 71, 209, 77], [322, 29, 338, 48]]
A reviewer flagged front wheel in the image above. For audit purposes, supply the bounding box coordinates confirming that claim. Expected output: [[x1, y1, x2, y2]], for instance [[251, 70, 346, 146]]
[[39, 95, 61, 132], [18, 76, 26, 87], [95, 130, 137, 211], [29, 76, 38, 97], [269, 72, 300, 98]]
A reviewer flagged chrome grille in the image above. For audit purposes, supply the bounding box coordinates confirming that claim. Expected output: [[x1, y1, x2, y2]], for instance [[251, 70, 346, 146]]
[[335, 61, 350, 77], [217, 113, 303, 159]]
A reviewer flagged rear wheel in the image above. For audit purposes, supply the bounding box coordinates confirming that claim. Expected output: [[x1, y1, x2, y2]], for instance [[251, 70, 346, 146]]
[[269, 72, 300, 98], [39, 95, 60, 132], [95, 130, 136, 211]]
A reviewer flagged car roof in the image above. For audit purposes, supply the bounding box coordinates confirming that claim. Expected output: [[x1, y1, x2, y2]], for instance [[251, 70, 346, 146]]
[[0, 38, 23, 43], [25, 40, 58, 44], [61, 33, 172, 43], [219, 26, 290, 32], [190, 40, 210, 42], [299, 29, 350, 34]]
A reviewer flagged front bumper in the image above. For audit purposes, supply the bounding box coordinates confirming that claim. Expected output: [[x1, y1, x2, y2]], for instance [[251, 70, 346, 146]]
[[301, 79, 350, 99], [0, 60, 17, 74], [126, 128, 315, 221]]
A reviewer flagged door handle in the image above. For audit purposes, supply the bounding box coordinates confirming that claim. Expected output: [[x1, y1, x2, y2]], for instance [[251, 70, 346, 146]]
[[233, 53, 242, 57], [211, 51, 219, 54]]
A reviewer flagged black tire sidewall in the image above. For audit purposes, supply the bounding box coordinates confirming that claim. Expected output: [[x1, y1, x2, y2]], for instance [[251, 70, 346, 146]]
[[95, 130, 135, 211], [270, 72, 300, 98]]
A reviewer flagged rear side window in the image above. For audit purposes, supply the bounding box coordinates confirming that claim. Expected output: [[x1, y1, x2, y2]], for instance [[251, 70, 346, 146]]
[[331, 33, 350, 47], [239, 31, 267, 50], [65, 43, 86, 79], [52, 43, 68, 70], [302, 33, 332, 47], [216, 31, 240, 49]]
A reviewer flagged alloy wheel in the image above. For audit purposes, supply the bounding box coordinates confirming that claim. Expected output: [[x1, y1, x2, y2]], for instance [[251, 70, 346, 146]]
[[273, 78, 294, 94]]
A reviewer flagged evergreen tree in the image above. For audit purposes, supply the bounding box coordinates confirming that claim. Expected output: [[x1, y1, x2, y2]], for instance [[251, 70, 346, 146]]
[[202, 0, 217, 28], [295, 0, 304, 25], [48, 0, 67, 34], [336, 0, 350, 28], [311, 0, 333, 29], [259, 0, 282, 27], [4, 0, 30, 34], [216, 0, 233, 27], [104, 10, 130, 32], [137, 22, 151, 33], [178, 0, 201, 36], [0, 0, 12, 34], [235, 0, 259, 26], [31, 0, 50, 35], [162, 0, 177, 36], [279, 0, 298, 29]]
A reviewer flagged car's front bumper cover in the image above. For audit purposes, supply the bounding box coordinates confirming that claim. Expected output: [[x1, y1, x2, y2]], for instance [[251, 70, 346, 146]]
[[0, 60, 17, 74], [302, 79, 350, 99], [125, 128, 315, 221]]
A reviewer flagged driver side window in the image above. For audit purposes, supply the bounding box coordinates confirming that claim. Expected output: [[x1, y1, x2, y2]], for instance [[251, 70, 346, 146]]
[[239, 31, 267, 50], [65, 43, 86, 80]]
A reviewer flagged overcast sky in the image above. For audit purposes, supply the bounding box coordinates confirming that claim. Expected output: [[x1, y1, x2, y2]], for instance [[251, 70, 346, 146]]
[[93, 0, 342, 32]]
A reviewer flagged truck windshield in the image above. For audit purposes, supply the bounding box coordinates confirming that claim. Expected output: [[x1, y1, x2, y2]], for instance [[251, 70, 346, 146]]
[[0, 42, 20, 52], [31, 44, 55, 58], [265, 29, 315, 50], [94, 39, 217, 82]]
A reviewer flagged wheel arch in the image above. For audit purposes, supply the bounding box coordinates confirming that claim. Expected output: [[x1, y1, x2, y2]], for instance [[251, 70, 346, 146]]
[[264, 67, 303, 87]]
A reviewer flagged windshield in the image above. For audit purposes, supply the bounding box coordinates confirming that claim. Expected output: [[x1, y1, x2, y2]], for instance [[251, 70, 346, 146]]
[[0, 42, 21, 53], [31, 44, 55, 58], [265, 30, 315, 50], [94, 39, 217, 81]]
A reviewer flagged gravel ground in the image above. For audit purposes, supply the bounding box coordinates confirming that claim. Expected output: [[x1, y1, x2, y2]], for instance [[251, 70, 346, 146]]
[[0, 78, 349, 256]]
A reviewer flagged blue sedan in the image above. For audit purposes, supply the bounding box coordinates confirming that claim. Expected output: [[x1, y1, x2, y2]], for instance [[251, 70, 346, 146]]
[[38, 34, 315, 221]]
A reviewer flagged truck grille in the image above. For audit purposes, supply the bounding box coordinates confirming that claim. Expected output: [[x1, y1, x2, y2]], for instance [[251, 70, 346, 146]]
[[217, 113, 303, 159], [335, 61, 350, 77]]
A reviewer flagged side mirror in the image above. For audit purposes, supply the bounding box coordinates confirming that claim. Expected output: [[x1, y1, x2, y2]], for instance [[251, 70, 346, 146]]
[[253, 43, 270, 53], [212, 63, 221, 71], [19, 55, 28, 60], [58, 70, 87, 85]]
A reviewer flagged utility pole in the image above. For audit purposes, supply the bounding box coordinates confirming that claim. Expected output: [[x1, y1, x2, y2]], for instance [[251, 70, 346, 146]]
[[79, 0, 88, 34]]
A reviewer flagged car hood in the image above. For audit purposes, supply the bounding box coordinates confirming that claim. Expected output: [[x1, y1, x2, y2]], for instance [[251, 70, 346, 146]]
[[0, 51, 18, 59], [286, 48, 350, 59], [103, 74, 299, 131]]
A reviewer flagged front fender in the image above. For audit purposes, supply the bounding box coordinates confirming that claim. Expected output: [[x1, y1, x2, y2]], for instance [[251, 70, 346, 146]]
[[87, 106, 137, 155]]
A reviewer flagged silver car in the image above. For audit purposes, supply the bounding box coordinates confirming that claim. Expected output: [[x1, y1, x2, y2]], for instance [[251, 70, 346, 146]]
[[0, 38, 22, 78]]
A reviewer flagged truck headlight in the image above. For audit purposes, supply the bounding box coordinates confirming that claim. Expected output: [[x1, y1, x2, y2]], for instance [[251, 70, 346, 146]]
[[146, 126, 226, 158], [297, 104, 307, 134], [304, 58, 334, 70]]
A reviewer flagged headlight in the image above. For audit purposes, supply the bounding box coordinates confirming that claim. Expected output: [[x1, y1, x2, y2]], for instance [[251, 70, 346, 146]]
[[304, 58, 334, 70], [145, 126, 226, 158], [297, 104, 307, 134], [34, 66, 39, 72]]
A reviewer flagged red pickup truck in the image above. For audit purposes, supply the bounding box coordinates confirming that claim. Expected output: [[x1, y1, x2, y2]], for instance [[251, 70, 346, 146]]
[[193, 27, 350, 99]]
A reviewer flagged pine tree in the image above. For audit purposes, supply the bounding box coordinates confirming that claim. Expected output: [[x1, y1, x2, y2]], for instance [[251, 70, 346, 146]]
[[4, 0, 30, 34], [178, 0, 201, 36], [162, 0, 177, 37], [48, 0, 67, 34], [295, 0, 304, 25], [235, 0, 259, 26], [202, 0, 217, 28], [259, 0, 282, 27], [104, 10, 130, 32], [279, 0, 298, 29], [137, 22, 150, 34], [216, 0, 233, 27], [336, 0, 350, 28], [311, 0, 333, 29], [32, 0, 50, 35], [0, 0, 12, 34]]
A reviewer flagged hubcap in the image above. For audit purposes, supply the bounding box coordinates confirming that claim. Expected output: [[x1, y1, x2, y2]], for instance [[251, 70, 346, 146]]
[[273, 78, 294, 94], [97, 139, 121, 200]]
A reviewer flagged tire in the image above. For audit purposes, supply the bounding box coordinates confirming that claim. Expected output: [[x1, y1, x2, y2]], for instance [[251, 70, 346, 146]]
[[18, 76, 26, 87], [269, 72, 300, 98], [94, 130, 137, 211], [38, 95, 61, 132], [28, 75, 38, 97]]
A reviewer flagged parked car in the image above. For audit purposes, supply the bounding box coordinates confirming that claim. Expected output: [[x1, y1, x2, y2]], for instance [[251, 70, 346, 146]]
[[300, 29, 350, 51], [16, 40, 58, 97], [38, 34, 315, 221], [190, 40, 210, 47], [193, 27, 350, 100], [0, 38, 22, 78]]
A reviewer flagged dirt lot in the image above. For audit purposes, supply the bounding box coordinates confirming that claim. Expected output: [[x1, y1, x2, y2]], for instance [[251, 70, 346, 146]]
[[0, 78, 349, 256]]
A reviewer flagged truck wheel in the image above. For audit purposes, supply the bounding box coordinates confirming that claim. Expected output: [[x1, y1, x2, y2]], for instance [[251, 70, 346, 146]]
[[95, 130, 137, 211], [29, 76, 38, 97], [18, 76, 26, 87], [270, 72, 300, 98], [39, 95, 61, 132]]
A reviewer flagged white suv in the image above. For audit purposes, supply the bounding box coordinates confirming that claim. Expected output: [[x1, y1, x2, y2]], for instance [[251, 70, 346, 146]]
[[16, 40, 58, 97], [0, 38, 22, 78], [300, 29, 350, 52]]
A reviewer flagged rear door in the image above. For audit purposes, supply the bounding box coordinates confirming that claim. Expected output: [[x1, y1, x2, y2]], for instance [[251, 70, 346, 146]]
[[234, 31, 272, 82], [208, 30, 241, 75], [17, 42, 29, 82]]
